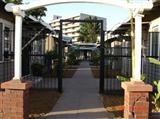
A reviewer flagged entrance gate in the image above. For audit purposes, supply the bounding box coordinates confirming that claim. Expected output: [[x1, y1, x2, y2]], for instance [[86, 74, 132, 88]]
[[58, 19, 105, 93], [4, 0, 153, 92], [2, 1, 154, 119]]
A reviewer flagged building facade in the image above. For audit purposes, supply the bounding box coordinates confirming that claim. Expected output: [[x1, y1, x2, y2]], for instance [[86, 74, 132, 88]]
[[50, 13, 106, 43]]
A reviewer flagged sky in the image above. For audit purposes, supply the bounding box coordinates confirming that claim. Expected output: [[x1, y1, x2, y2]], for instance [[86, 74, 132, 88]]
[[23, 0, 148, 30]]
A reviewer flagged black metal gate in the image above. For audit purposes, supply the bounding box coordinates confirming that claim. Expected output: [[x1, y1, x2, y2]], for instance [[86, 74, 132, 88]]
[[0, 28, 58, 89], [22, 29, 58, 89], [58, 19, 105, 93]]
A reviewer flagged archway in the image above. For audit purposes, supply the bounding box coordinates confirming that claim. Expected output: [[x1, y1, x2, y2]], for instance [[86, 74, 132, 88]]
[[2, 0, 154, 118], [5, 0, 153, 88]]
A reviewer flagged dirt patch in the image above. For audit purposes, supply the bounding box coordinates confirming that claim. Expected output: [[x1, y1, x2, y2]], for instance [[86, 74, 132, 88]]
[[91, 66, 99, 78], [29, 89, 61, 119], [63, 66, 78, 78], [91, 66, 122, 79], [102, 94, 124, 118]]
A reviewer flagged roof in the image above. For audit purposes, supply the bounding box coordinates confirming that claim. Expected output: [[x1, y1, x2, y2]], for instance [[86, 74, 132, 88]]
[[71, 42, 98, 51], [143, 0, 160, 22], [110, 0, 160, 35], [111, 21, 149, 35], [0, 0, 14, 23], [106, 35, 131, 43], [62, 36, 72, 43]]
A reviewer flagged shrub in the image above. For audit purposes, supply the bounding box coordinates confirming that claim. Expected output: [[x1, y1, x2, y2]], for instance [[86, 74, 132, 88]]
[[67, 50, 80, 65], [91, 50, 100, 65], [152, 81, 160, 112], [31, 63, 43, 76]]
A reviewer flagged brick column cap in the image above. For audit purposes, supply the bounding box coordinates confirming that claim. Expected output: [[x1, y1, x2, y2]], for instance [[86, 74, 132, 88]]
[[1, 80, 32, 90], [121, 81, 152, 92]]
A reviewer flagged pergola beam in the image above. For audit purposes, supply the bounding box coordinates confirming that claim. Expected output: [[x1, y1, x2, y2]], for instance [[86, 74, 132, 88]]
[[7, 0, 152, 11]]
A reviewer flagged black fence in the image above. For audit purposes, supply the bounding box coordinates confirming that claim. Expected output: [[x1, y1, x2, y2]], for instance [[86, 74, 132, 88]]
[[0, 60, 14, 83], [104, 46, 160, 91], [1, 30, 160, 92], [0, 27, 58, 89], [0, 54, 58, 89], [22, 54, 58, 89], [104, 47, 131, 91]]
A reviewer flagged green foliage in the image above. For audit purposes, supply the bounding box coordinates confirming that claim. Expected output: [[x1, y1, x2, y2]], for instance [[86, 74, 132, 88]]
[[31, 63, 43, 76], [117, 74, 146, 82], [148, 58, 160, 65], [78, 16, 100, 43], [5, 0, 22, 4], [91, 50, 100, 65], [152, 81, 160, 112], [26, 7, 47, 20], [45, 50, 58, 59], [141, 74, 146, 81], [5, 0, 47, 20], [147, 57, 160, 112], [117, 75, 129, 82], [67, 49, 80, 65]]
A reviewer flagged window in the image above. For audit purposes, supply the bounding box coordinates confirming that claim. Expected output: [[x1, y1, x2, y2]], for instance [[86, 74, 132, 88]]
[[150, 26, 160, 59], [151, 32, 159, 56], [4, 27, 11, 60]]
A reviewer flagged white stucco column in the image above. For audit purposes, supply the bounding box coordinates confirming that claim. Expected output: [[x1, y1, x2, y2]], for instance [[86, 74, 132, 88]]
[[13, 15, 23, 80], [11, 6, 25, 80], [133, 14, 143, 81]]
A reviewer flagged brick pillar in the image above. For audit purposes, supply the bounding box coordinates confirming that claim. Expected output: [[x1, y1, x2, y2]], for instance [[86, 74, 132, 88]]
[[0, 84, 3, 119], [1, 80, 32, 119], [122, 81, 152, 119]]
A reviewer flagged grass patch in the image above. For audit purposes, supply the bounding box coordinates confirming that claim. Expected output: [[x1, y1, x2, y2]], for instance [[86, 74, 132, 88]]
[[29, 89, 61, 119], [102, 94, 124, 118]]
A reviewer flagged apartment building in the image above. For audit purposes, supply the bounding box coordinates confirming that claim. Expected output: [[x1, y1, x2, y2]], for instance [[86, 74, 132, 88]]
[[50, 13, 106, 43]]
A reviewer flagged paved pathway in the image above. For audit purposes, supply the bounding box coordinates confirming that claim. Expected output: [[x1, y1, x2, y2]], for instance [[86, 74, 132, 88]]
[[41, 61, 114, 119]]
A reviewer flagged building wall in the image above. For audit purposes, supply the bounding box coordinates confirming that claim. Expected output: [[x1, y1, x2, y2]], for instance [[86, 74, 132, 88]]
[[149, 17, 160, 32], [143, 17, 160, 84]]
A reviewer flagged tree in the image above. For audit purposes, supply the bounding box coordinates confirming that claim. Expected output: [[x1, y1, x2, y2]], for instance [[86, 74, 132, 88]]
[[26, 7, 47, 20], [78, 16, 100, 43], [5, 0, 22, 4], [5, 0, 47, 20]]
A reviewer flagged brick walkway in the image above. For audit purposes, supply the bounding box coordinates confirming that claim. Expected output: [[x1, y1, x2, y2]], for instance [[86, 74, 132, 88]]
[[41, 61, 114, 119]]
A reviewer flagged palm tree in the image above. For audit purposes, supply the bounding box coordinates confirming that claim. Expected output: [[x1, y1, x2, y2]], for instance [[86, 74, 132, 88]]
[[78, 16, 100, 43]]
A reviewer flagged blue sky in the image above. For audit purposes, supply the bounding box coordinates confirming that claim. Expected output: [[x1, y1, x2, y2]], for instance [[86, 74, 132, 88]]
[[23, 0, 148, 30]]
